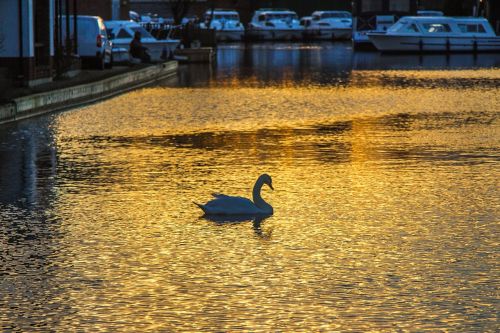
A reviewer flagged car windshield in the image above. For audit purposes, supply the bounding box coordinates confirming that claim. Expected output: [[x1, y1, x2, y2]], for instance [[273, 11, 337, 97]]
[[129, 26, 154, 39]]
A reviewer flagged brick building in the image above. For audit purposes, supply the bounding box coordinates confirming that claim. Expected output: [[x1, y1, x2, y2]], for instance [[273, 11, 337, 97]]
[[417, 0, 445, 10], [483, 0, 500, 33], [352, 0, 418, 14], [0, 0, 78, 89], [78, 0, 130, 20]]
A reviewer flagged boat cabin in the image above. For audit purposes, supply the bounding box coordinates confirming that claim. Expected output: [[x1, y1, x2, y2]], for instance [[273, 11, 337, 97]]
[[311, 11, 352, 21], [387, 17, 497, 36], [204, 10, 241, 23], [252, 9, 299, 25]]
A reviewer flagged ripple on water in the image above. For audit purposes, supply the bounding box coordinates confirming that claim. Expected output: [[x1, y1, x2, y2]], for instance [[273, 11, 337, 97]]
[[0, 69, 499, 331]]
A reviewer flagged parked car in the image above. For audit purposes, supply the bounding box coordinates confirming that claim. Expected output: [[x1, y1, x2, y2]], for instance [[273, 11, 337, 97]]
[[62, 15, 113, 69], [105, 21, 180, 63]]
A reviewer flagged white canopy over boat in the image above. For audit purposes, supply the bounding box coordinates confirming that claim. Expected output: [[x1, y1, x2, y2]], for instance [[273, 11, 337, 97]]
[[368, 16, 500, 52]]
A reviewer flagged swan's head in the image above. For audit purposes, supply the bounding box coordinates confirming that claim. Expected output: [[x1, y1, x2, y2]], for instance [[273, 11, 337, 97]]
[[260, 173, 274, 190]]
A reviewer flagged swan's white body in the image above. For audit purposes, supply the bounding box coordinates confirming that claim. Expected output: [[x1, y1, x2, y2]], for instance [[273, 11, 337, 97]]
[[195, 174, 274, 215]]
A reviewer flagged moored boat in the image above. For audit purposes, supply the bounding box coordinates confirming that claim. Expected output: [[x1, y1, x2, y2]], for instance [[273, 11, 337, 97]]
[[302, 11, 352, 40], [200, 9, 245, 42], [368, 16, 500, 52], [246, 8, 303, 41], [105, 20, 180, 63]]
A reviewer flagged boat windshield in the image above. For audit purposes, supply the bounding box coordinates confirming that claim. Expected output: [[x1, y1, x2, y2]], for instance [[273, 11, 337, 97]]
[[321, 12, 351, 19], [129, 26, 154, 39], [422, 23, 452, 33], [389, 21, 420, 33], [417, 11, 444, 17], [265, 13, 298, 20], [208, 14, 239, 21]]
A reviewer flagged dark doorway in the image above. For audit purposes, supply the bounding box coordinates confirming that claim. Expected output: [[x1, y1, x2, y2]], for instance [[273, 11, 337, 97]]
[[34, 0, 51, 68]]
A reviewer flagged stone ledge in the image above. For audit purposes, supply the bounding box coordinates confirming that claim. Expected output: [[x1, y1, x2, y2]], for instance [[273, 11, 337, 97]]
[[0, 61, 178, 125]]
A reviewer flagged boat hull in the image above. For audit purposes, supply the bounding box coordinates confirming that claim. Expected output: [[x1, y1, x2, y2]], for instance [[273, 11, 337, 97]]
[[246, 29, 303, 41], [216, 30, 245, 42], [303, 28, 352, 41], [352, 31, 377, 50], [368, 34, 500, 52]]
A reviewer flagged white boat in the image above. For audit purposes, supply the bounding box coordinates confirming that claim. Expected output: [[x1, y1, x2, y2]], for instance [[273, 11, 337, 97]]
[[200, 9, 245, 42], [247, 8, 303, 41], [368, 16, 500, 52], [302, 11, 352, 40], [105, 21, 180, 62]]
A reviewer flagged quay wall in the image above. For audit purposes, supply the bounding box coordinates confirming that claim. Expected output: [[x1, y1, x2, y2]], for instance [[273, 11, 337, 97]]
[[0, 61, 178, 125]]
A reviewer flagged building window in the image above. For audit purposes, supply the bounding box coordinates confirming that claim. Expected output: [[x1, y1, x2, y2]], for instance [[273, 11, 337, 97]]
[[362, 0, 383, 12], [389, 0, 410, 12]]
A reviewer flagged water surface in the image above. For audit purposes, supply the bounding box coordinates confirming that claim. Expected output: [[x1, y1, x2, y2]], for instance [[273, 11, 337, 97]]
[[1, 43, 499, 332]]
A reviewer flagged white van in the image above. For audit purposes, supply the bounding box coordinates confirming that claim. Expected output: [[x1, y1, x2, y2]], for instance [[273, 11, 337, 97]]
[[62, 15, 113, 69]]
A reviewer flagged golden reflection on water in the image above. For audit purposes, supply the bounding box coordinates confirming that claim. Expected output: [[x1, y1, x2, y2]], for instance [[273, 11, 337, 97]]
[[1, 70, 499, 331]]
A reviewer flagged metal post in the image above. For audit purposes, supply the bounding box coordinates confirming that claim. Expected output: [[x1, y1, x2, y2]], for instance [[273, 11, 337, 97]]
[[57, 0, 63, 74], [54, 0, 58, 73], [65, 0, 70, 57], [58, 0, 62, 56], [73, 0, 77, 55], [18, 0, 24, 79]]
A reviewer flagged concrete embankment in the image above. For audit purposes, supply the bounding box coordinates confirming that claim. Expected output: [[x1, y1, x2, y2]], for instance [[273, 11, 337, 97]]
[[0, 61, 177, 125]]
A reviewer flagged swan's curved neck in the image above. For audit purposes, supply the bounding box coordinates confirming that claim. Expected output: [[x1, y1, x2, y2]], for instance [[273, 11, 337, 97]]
[[253, 178, 272, 214]]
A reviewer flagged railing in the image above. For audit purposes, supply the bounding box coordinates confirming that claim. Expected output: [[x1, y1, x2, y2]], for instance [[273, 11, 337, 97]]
[[139, 22, 217, 48]]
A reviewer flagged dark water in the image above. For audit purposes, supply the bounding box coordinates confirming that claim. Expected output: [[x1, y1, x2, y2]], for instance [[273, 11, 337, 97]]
[[178, 42, 500, 88], [1, 43, 499, 332]]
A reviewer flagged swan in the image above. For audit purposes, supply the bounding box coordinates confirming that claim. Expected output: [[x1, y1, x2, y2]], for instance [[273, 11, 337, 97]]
[[195, 174, 274, 215]]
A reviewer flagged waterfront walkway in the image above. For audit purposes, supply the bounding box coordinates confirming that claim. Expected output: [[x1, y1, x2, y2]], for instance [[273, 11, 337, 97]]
[[0, 61, 178, 125]]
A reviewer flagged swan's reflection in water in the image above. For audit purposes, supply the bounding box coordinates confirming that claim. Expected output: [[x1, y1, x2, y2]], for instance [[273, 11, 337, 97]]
[[201, 215, 273, 240]]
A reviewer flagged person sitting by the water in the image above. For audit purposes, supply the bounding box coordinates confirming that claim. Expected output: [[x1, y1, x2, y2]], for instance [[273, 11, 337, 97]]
[[129, 31, 151, 63]]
